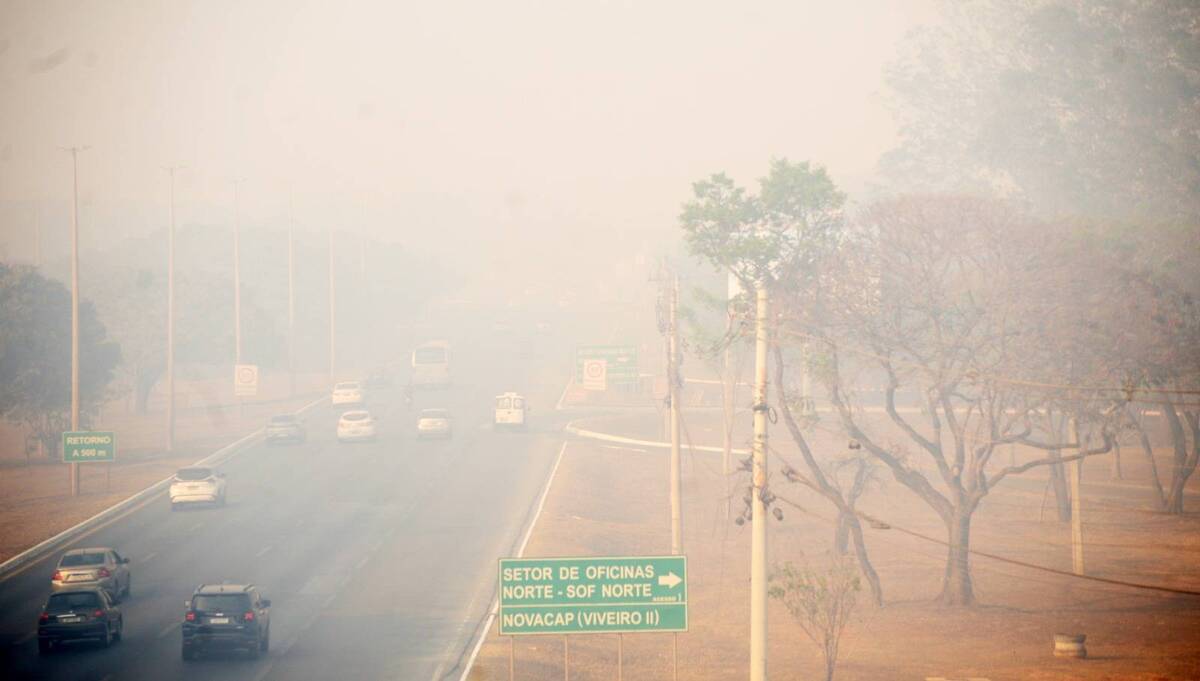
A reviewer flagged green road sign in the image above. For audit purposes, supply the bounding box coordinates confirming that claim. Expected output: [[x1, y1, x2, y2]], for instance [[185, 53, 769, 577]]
[[62, 431, 116, 463], [575, 345, 638, 386], [498, 555, 687, 635]]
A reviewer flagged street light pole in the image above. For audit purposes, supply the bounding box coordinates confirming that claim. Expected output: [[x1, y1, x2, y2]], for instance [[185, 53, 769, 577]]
[[165, 165, 184, 452], [328, 225, 336, 382], [63, 145, 88, 496], [287, 195, 296, 397], [232, 179, 244, 365], [668, 275, 683, 556]]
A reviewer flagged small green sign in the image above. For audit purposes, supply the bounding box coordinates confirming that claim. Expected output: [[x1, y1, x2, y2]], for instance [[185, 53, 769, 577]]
[[498, 555, 687, 635], [62, 431, 116, 463], [575, 345, 638, 386]]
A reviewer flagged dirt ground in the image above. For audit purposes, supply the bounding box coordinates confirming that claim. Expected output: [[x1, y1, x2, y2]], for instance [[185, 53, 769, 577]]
[[0, 370, 330, 563], [468, 408, 1200, 681]]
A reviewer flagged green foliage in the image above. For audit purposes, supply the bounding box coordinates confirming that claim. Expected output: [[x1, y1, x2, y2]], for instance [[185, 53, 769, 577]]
[[770, 557, 861, 681], [883, 0, 1200, 221], [0, 263, 120, 456], [679, 159, 845, 289]]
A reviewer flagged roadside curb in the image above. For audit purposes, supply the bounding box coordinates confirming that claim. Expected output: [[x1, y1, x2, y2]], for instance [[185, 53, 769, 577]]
[[0, 394, 328, 583]]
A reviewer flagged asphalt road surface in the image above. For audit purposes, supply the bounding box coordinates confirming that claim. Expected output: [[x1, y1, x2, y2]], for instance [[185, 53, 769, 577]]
[[0, 313, 581, 681]]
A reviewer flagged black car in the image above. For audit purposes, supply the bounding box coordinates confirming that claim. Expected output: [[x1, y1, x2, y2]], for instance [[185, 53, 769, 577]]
[[182, 583, 271, 660], [38, 588, 123, 654]]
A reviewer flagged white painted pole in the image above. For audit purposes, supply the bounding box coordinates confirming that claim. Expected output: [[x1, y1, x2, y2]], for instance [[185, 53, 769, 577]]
[[67, 146, 84, 496], [750, 284, 769, 681], [1070, 419, 1084, 575], [232, 180, 243, 365], [166, 165, 181, 452], [669, 275, 683, 556]]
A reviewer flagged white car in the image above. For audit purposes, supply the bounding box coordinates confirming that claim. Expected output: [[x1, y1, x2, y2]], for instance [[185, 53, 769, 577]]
[[331, 381, 365, 406], [416, 409, 453, 439], [494, 392, 528, 430], [337, 410, 377, 443], [169, 467, 227, 509]]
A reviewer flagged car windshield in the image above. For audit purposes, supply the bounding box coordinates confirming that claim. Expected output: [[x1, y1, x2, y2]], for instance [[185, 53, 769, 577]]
[[335, 382, 360, 390], [192, 594, 250, 613], [175, 468, 213, 481], [46, 592, 101, 612], [59, 553, 106, 567], [269, 415, 296, 424], [342, 412, 370, 422]]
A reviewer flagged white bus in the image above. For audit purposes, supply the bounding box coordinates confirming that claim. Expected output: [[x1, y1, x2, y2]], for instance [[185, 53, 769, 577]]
[[411, 341, 451, 388]]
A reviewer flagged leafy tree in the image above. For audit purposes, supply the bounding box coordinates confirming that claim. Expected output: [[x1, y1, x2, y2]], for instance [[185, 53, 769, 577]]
[[882, 0, 1200, 221], [769, 557, 860, 681], [681, 160, 885, 601], [0, 263, 120, 457]]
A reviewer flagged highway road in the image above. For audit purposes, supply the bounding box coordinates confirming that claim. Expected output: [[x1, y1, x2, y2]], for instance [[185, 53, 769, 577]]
[[0, 313, 581, 681]]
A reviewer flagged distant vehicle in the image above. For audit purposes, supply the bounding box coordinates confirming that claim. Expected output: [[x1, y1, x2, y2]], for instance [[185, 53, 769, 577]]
[[337, 410, 377, 443], [411, 341, 451, 388], [51, 548, 131, 602], [182, 583, 271, 661], [265, 414, 306, 445], [331, 381, 365, 406], [364, 367, 393, 389], [494, 392, 528, 430], [169, 466, 227, 510], [416, 408, 453, 439], [38, 588, 123, 654]]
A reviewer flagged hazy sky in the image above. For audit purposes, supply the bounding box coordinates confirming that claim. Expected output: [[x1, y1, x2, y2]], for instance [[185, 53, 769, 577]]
[[0, 0, 936, 275]]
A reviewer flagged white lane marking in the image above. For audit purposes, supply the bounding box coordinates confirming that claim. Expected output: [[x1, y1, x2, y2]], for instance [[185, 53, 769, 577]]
[[188, 522, 203, 532], [157, 621, 181, 639], [603, 444, 647, 453], [15, 629, 36, 645], [139, 551, 158, 564], [256, 545, 273, 558], [452, 439, 568, 681], [355, 555, 370, 571]]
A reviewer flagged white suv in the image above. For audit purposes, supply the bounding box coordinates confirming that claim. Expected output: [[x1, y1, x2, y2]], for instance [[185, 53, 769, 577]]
[[337, 411, 377, 443], [169, 467, 227, 510], [331, 381, 364, 406]]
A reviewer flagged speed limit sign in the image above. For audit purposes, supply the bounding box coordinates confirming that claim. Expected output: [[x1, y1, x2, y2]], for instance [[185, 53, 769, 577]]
[[582, 359, 607, 392], [234, 364, 259, 397]]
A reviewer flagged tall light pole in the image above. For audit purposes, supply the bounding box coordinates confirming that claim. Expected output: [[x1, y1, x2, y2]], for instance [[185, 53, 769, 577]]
[[165, 165, 184, 452], [287, 195, 296, 397], [63, 145, 88, 496], [328, 225, 336, 382], [232, 179, 244, 365], [750, 284, 770, 681]]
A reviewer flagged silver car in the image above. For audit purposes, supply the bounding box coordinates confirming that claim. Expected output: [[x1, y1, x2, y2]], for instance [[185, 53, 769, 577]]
[[416, 408, 453, 439], [51, 548, 131, 602], [266, 414, 306, 444]]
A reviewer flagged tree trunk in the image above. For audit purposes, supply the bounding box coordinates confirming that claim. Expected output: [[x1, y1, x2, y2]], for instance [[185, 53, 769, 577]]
[[1111, 441, 1123, 480], [848, 514, 884, 607], [834, 513, 851, 555], [939, 511, 974, 606], [1162, 403, 1196, 515], [1048, 455, 1071, 521], [1134, 411, 1168, 509]]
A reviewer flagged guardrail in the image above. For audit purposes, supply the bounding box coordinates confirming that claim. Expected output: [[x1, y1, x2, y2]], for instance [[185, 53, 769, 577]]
[[0, 394, 327, 583]]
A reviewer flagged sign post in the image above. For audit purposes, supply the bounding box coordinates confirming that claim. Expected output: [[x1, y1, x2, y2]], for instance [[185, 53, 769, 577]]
[[575, 346, 638, 389], [498, 555, 687, 636], [62, 431, 116, 463], [234, 363, 259, 397]]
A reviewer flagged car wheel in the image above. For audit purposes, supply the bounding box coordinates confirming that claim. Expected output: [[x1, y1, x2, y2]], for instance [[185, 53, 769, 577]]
[[181, 646, 195, 661], [37, 640, 51, 655], [260, 627, 270, 652], [99, 623, 112, 648], [124, 576, 131, 598], [113, 619, 123, 642]]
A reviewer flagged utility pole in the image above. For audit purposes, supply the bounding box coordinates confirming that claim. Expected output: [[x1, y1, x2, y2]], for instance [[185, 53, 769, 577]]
[[165, 165, 184, 452], [1069, 418, 1084, 575], [33, 205, 41, 268], [750, 284, 769, 681], [63, 145, 88, 497], [328, 225, 336, 382], [287, 195, 296, 397], [722, 271, 738, 522], [668, 275, 683, 556], [232, 180, 244, 365]]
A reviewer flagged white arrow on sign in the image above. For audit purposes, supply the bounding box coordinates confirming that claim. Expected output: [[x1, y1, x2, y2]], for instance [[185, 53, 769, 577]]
[[658, 572, 682, 589]]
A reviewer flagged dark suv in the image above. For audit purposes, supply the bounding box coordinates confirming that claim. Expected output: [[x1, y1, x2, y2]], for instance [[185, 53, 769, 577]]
[[181, 584, 271, 660]]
